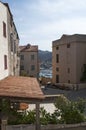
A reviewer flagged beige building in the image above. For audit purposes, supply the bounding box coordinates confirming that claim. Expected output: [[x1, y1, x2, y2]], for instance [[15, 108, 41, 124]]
[[0, 2, 20, 80], [52, 34, 86, 86], [20, 44, 39, 78]]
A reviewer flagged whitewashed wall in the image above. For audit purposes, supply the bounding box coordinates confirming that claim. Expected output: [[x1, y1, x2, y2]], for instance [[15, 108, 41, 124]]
[[0, 2, 9, 80]]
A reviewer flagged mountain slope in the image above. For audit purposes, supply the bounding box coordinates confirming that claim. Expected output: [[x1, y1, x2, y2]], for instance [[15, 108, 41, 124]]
[[38, 50, 52, 63]]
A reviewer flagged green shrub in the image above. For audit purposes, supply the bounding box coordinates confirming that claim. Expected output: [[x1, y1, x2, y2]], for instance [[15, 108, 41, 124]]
[[3, 97, 86, 125], [54, 96, 86, 124], [22, 110, 36, 124]]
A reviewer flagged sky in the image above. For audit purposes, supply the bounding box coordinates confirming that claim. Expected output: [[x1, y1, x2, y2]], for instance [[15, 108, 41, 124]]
[[2, 0, 86, 51]]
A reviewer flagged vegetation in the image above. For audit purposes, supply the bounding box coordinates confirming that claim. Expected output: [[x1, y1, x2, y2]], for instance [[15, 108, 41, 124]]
[[20, 71, 28, 76], [0, 96, 86, 125], [8, 110, 36, 125], [54, 96, 86, 124], [40, 107, 59, 125]]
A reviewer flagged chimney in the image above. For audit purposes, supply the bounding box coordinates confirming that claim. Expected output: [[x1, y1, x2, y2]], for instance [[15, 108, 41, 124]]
[[26, 44, 31, 49]]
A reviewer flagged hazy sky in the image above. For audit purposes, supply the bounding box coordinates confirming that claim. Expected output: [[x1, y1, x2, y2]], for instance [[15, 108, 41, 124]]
[[2, 0, 86, 51]]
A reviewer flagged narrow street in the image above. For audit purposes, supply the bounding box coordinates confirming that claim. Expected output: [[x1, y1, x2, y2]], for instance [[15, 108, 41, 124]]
[[41, 85, 86, 101]]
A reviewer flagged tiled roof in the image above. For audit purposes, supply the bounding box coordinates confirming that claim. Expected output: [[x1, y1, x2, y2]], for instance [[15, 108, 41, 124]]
[[20, 44, 38, 52], [0, 76, 44, 100]]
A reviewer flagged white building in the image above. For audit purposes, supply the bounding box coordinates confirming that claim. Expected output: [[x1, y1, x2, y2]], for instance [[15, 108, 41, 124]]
[[0, 2, 19, 80]]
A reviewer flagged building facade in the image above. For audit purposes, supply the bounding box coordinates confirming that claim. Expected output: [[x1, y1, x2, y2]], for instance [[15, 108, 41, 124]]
[[52, 34, 86, 86], [20, 44, 39, 78], [0, 2, 20, 80]]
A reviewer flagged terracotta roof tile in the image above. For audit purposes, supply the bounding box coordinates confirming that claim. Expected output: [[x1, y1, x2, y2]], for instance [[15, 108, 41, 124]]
[[0, 76, 44, 100], [20, 44, 38, 52]]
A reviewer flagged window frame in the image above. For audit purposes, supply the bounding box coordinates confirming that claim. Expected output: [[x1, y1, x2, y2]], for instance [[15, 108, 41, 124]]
[[68, 80, 70, 83], [31, 54, 35, 60], [21, 55, 24, 60], [56, 74, 59, 83], [3, 22, 6, 38], [56, 54, 59, 63], [68, 68, 70, 73], [20, 65, 24, 70], [56, 46, 59, 50], [67, 43, 70, 48], [4, 55, 7, 70], [31, 65, 35, 71], [56, 67, 59, 72]]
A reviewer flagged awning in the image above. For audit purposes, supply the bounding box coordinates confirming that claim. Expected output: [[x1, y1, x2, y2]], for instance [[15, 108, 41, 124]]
[[0, 76, 45, 100], [0, 76, 45, 130]]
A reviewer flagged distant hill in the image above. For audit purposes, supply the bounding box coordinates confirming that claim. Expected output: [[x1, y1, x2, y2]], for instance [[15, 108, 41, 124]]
[[38, 50, 52, 63]]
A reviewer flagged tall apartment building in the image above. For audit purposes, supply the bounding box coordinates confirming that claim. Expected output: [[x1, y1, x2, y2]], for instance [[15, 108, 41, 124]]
[[52, 34, 86, 86], [20, 44, 39, 78], [0, 2, 20, 80]]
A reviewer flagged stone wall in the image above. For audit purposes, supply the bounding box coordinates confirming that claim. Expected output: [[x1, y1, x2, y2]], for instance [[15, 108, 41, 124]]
[[4, 122, 86, 130]]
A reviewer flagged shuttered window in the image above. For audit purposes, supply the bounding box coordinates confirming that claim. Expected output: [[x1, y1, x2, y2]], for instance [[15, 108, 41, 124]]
[[4, 55, 7, 69], [3, 22, 6, 38]]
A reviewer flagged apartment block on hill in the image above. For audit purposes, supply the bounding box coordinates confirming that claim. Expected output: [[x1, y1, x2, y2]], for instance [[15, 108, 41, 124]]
[[20, 44, 39, 78], [52, 34, 86, 86], [0, 2, 20, 80]]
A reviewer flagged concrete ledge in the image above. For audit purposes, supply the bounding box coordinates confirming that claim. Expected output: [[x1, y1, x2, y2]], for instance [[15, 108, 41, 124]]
[[5, 122, 86, 130]]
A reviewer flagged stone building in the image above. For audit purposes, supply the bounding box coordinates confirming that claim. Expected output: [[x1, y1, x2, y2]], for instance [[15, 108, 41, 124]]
[[0, 2, 20, 80], [20, 44, 39, 78], [52, 34, 86, 86]]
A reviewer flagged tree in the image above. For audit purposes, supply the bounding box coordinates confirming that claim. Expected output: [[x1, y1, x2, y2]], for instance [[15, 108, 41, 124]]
[[54, 95, 86, 124]]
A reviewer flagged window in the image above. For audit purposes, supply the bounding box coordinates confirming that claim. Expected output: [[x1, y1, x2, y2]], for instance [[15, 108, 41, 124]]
[[4, 55, 7, 69], [10, 16, 12, 27], [17, 51, 19, 57], [21, 55, 24, 60], [31, 65, 35, 71], [68, 68, 70, 73], [10, 34, 13, 52], [56, 46, 59, 50], [20, 65, 24, 70], [14, 41, 16, 53], [83, 64, 86, 68], [31, 55, 34, 60], [56, 54, 59, 63], [56, 75, 59, 83], [3, 22, 6, 37], [56, 67, 59, 71], [67, 43, 70, 48], [68, 80, 70, 83]]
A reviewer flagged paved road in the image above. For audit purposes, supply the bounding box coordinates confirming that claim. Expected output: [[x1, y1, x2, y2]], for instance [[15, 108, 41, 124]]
[[41, 86, 86, 101]]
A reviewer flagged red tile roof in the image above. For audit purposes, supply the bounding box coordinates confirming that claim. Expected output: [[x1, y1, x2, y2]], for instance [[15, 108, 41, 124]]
[[20, 44, 38, 52], [0, 76, 44, 100]]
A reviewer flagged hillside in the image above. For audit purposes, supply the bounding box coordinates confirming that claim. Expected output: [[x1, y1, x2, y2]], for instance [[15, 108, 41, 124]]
[[38, 50, 52, 63], [38, 50, 52, 69]]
